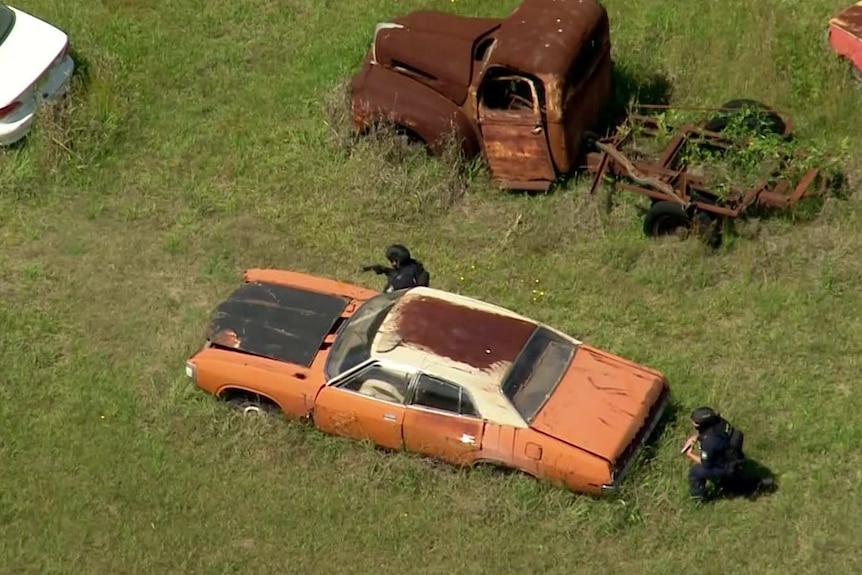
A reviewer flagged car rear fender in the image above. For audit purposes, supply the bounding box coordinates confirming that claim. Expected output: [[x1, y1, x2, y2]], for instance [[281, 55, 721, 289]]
[[351, 63, 481, 158], [521, 429, 613, 495]]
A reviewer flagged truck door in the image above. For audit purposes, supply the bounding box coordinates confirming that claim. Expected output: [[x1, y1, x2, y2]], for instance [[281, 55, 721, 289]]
[[478, 72, 556, 190]]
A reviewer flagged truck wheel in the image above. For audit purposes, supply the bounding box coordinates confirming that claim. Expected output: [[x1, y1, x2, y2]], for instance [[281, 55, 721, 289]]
[[393, 125, 427, 148], [704, 99, 787, 138]]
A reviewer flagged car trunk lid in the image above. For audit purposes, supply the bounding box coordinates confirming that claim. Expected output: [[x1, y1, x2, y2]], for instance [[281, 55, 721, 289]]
[[529, 344, 667, 463], [0, 7, 68, 106]]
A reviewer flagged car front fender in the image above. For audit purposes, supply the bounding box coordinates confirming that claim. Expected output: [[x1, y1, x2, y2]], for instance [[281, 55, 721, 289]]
[[350, 63, 480, 158]]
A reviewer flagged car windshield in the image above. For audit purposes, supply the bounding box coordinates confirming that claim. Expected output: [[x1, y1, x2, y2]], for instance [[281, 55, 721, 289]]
[[0, 5, 15, 45], [323, 289, 406, 380], [501, 327, 577, 423]]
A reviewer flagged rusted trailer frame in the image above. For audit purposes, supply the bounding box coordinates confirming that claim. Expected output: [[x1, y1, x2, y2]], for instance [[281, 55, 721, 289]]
[[582, 105, 826, 235]]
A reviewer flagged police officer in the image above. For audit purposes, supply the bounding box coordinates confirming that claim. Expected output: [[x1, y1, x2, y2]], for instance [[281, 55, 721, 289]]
[[681, 406, 747, 502], [362, 244, 430, 293]]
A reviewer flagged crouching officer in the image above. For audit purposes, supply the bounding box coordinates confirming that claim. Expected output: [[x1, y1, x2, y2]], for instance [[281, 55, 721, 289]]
[[681, 406, 747, 502], [361, 244, 430, 293]]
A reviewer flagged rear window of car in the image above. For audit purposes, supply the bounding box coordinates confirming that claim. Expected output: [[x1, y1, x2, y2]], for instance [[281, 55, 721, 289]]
[[501, 327, 576, 423], [0, 5, 15, 45]]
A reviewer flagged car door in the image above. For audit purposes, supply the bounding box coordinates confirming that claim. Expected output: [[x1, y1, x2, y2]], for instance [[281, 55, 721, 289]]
[[312, 363, 412, 451], [478, 71, 556, 189], [402, 374, 485, 466]]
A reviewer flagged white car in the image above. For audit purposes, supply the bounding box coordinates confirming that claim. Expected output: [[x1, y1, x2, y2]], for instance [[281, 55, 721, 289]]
[[0, 3, 75, 146]]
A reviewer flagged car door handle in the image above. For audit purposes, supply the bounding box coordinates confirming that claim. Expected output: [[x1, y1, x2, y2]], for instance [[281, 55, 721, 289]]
[[382, 413, 396, 422], [531, 126, 543, 135]]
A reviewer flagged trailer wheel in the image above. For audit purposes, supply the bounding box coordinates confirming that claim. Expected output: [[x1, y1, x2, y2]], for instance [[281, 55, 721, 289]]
[[704, 99, 787, 138], [643, 201, 722, 246], [643, 201, 691, 238]]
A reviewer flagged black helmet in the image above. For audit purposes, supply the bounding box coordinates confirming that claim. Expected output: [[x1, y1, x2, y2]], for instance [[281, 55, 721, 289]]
[[385, 244, 411, 267], [691, 406, 720, 429]]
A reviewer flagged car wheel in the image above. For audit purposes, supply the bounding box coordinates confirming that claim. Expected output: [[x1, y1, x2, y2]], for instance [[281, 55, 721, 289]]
[[235, 401, 265, 416], [222, 392, 278, 417], [393, 125, 430, 155]]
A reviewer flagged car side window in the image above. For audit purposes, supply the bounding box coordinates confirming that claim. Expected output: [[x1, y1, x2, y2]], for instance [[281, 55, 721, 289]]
[[412, 375, 480, 418], [339, 365, 411, 405], [481, 76, 535, 112]]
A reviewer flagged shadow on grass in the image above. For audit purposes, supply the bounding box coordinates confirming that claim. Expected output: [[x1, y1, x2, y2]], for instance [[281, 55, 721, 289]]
[[712, 458, 778, 502], [639, 398, 680, 466], [68, 46, 94, 90], [546, 63, 673, 196], [596, 61, 674, 138]]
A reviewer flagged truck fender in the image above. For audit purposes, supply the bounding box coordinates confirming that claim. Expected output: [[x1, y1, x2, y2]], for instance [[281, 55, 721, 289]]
[[351, 64, 480, 158]]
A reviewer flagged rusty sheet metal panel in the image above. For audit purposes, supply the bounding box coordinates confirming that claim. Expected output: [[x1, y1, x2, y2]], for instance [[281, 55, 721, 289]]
[[373, 12, 501, 106], [206, 282, 349, 368], [489, 0, 607, 76], [402, 408, 485, 465], [561, 34, 612, 165], [481, 117, 557, 184], [476, 422, 516, 464], [395, 295, 537, 372], [351, 63, 482, 157], [374, 28, 475, 105]]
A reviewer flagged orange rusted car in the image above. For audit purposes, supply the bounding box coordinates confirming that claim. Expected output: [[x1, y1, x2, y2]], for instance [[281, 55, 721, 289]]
[[185, 269, 670, 496], [349, 0, 612, 191]]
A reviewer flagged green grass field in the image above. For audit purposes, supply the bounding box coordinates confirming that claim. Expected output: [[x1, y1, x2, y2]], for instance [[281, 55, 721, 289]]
[[3, 0, 862, 573]]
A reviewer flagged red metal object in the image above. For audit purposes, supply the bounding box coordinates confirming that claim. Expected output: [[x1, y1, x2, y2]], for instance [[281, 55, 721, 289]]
[[583, 106, 826, 221], [827, 2, 862, 77]]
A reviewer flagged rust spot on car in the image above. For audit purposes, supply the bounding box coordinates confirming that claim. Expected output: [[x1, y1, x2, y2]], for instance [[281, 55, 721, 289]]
[[394, 296, 536, 371], [210, 328, 241, 348]]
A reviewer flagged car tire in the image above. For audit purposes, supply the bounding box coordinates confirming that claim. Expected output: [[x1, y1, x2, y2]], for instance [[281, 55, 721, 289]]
[[222, 392, 278, 416]]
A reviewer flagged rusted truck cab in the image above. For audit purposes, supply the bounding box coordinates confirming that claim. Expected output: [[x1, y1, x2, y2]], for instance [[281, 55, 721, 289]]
[[349, 0, 612, 191]]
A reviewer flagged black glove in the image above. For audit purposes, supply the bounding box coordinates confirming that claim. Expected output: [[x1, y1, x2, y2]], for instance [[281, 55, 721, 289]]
[[361, 264, 386, 274]]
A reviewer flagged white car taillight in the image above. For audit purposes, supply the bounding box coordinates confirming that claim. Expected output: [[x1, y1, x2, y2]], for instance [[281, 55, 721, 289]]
[[55, 38, 69, 64]]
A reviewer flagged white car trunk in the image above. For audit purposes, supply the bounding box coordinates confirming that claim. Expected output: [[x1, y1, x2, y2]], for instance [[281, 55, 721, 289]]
[[0, 6, 68, 106]]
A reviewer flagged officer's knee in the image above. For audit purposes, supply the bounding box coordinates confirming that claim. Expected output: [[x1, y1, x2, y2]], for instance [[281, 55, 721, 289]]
[[688, 464, 707, 481]]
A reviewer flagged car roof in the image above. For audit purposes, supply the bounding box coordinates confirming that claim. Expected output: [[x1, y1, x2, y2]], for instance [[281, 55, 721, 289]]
[[488, 0, 607, 77], [368, 287, 576, 428]]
